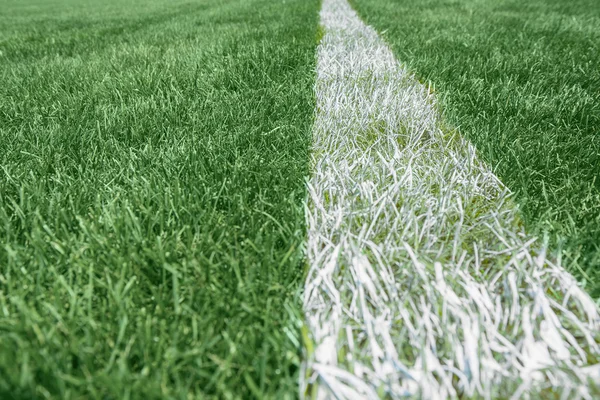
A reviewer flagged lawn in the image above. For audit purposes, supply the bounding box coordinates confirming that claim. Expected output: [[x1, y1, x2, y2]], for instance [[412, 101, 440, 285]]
[[0, 0, 319, 398], [350, 0, 600, 297]]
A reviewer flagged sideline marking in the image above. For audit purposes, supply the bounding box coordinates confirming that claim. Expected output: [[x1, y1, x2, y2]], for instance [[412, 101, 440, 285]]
[[302, 0, 600, 398]]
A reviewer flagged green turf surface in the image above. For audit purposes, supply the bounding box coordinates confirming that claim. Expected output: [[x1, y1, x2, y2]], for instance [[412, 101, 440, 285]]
[[0, 0, 319, 398], [351, 0, 600, 297]]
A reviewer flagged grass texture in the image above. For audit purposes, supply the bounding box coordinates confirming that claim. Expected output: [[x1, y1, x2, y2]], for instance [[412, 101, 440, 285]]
[[302, 0, 600, 398], [350, 0, 600, 297], [0, 0, 319, 398]]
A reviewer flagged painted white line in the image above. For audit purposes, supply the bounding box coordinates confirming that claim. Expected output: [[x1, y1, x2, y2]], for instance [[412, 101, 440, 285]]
[[302, 0, 600, 398]]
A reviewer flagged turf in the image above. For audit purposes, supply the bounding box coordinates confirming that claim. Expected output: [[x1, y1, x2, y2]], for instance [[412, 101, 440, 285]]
[[350, 0, 600, 297], [0, 0, 319, 398]]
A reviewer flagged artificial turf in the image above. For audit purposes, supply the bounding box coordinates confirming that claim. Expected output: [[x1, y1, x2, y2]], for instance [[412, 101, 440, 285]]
[[0, 0, 320, 398], [350, 0, 600, 297]]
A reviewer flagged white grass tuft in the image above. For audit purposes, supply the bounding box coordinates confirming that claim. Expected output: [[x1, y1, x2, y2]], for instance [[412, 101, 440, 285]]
[[301, 0, 600, 398]]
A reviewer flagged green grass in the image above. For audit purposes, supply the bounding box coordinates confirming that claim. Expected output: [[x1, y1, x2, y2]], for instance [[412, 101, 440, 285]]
[[350, 0, 600, 297], [0, 0, 319, 398]]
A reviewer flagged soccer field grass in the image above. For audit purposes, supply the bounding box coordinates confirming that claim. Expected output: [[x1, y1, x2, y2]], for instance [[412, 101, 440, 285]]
[[1, 0, 599, 398], [0, 0, 319, 397], [350, 0, 600, 297]]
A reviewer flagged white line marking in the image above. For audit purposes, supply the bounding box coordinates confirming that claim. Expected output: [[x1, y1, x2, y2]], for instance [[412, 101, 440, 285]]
[[302, 0, 600, 398]]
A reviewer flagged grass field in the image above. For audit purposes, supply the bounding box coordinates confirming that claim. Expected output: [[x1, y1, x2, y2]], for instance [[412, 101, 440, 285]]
[[2, 0, 599, 398], [0, 0, 319, 398], [351, 0, 600, 297]]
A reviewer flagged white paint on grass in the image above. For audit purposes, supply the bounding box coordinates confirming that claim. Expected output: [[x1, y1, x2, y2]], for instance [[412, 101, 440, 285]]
[[302, 0, 600, 398]]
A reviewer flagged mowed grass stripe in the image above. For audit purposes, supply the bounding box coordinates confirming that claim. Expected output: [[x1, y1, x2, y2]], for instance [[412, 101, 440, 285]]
[[0, 0, 319, 398], [350, 0, 600, 297], [302, 0, 600, 398]]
